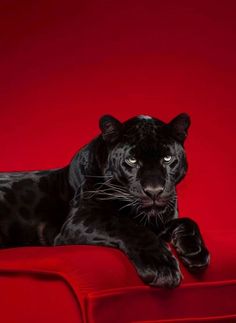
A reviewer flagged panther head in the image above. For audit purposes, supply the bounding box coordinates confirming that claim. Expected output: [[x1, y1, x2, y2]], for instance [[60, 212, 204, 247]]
[[98, 113, 191, 227]]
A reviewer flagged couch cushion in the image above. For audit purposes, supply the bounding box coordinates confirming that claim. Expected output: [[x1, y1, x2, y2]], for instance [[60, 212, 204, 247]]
[[0, 230, 235, 323]]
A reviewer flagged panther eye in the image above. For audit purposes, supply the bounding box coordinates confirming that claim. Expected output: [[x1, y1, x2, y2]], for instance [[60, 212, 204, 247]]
[[125, 157, 137, 166], [163, 155, 172, 163]]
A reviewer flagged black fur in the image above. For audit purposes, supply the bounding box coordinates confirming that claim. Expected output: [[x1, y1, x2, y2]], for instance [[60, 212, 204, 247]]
[[0, 114, 210, 288]]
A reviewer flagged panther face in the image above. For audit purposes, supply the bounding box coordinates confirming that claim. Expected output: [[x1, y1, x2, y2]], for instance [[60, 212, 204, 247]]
[[99, 114, 190, 226]]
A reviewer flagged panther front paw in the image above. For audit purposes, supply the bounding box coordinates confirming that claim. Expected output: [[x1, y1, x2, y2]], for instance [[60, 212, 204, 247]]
[[149, 262, 182, 288], [133, 248, 182, 288], [179, 242, 210, 271], [170, 219, 210, 271]]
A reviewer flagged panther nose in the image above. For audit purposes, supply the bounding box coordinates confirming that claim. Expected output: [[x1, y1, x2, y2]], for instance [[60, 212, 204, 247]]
[[143, 185, 164, 200]]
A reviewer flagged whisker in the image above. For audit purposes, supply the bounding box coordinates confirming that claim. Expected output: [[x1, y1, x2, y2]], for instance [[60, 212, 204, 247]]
[[84, 175, 112, 178], [99, 187, 130, 195], [102, 184, 128, 192], [133, 211, 144, 220], [83, 178, 114, 198], [97, 196, 132, 201], [139, 213, 147, 224], [144, 215, 148, 226], [119, 199, 139, 211], [84, 189, 132, 200]]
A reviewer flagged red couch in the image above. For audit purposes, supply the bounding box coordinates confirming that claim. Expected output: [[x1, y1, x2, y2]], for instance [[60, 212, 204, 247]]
[[0, 231, 236, 323], [1, 0, 236, 322]]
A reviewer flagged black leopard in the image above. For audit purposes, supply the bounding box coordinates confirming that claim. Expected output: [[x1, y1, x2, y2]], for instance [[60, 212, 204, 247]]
[[0, 114, 210, 288]]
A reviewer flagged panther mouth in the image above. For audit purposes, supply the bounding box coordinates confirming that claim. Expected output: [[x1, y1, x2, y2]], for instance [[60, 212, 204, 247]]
[[141, 198, 168, 208]]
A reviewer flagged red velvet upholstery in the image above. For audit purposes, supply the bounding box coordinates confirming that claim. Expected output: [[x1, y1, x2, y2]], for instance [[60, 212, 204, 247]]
[[0, 231, 236, 323], [1, 0, 236, 322]]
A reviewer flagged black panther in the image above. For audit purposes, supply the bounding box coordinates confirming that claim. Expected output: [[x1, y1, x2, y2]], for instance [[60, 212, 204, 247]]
[[0, 114, 210, 288]]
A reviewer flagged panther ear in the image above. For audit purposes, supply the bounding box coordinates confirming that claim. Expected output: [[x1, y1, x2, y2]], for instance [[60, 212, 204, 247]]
[[168, 113, 191, 143], [99, 115, 122, 143]]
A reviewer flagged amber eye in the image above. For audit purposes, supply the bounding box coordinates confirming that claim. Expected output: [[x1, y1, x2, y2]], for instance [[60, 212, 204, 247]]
[[125, 157, 137, 166], [163, 155, 172, 163]]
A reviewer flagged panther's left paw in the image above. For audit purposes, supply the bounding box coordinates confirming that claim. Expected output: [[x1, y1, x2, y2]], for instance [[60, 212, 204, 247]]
[[169, 218, 210, 272], [175, 235, 210, 271]]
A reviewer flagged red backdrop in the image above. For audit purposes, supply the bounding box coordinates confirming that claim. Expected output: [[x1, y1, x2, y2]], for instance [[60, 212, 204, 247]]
[[0, 0, 236, 232]]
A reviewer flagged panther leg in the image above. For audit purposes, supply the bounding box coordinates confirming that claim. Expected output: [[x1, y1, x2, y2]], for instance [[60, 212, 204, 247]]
[[54, 205, 182, 288], [163, 217, 210, 271]]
